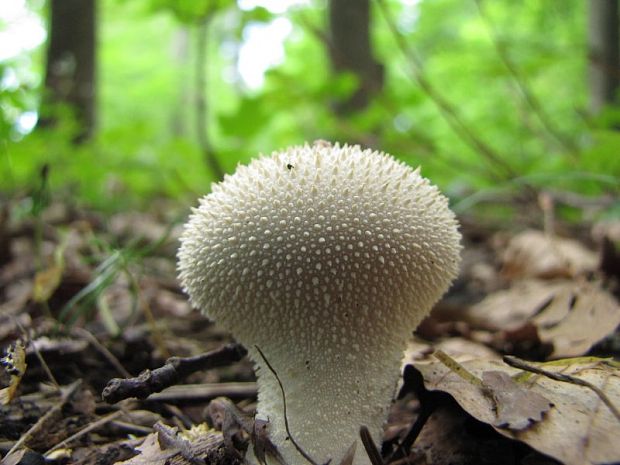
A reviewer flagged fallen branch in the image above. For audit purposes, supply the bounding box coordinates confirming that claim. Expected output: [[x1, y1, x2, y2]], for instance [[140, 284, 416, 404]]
[[503, 355, 620, 422], [102, 343, 247, 404]]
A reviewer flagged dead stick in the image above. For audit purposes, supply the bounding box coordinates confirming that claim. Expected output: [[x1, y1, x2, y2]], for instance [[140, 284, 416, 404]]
[[359, 426, 383, 465], [503, 355, 620, 422], [6, 380, 81, 457], [44, 410, 124, 455], [16, 320, 60, 390], [102, 343, 247, 404], [73, 327, 131, 378]]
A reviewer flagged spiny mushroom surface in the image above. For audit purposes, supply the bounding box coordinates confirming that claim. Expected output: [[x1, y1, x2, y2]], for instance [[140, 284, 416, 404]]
[[178, 143, 461, 465]]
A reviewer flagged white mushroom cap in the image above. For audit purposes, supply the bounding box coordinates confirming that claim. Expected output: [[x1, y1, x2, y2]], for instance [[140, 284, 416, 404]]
[[178, 143, 461, 465]]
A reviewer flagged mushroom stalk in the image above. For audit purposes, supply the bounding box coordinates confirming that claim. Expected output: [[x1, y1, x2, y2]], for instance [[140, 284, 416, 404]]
[[178, 143, 461, 465]]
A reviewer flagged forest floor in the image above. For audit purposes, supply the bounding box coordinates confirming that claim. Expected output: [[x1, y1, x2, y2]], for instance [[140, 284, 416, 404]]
[[0, 199, 619, 465]]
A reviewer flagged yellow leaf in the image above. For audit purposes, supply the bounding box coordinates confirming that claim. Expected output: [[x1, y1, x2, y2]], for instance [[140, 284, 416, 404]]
[[33, 264, 63, 303], [0, 341, 27, 405]]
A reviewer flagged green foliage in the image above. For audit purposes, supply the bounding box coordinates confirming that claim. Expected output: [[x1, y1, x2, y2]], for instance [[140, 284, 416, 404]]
[[0, 0, 618, 221], [149, 0, 234, 23]]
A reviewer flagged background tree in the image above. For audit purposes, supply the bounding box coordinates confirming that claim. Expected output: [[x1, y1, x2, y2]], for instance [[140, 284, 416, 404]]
[[40, 0, 97, 141], [328, 0, 383, 113], [1, 0, 617, 216], [588, 0, 620, 114]]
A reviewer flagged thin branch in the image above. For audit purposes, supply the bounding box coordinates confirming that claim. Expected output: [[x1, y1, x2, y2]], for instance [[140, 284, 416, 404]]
[[359, 426, 383, 465], [195, 15, 225, 182], [102, 343, 247, 404], [374, 0, 517, 181], [72, 327, 131, 378], [503, 355, 620, 422], [6, 380, 82, 457], [147, 382, 257, 402], [17, 320, 59, 390], [44, 410, 124, 455], [473, 0, 579, 157], [254, 345, 320, 465]]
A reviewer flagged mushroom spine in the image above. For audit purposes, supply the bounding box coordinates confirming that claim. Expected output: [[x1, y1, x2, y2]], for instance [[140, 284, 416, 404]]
[[178, 143, 461, 465]]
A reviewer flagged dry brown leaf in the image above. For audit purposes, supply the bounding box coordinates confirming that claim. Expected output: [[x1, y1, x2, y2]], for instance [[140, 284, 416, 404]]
[[467, 280, 620, 357], [466, 279, 565, 331], [482, 370, 553, 430], [502, 230, 598, 279], [414, 357, 620, 465], [536, 282, 620, 357], [115, 423, 226, 465], [115, 430, 178, 465], [404, 337, 501, 365]]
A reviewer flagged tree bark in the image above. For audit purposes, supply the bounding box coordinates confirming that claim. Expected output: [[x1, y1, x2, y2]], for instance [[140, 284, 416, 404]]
[[41, 0, 97, 141], [328, 0, 384, 113], [588, 0, 620, 114]]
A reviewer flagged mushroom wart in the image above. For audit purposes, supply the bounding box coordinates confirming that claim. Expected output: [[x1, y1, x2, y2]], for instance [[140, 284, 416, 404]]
[[178, 143, 461, 465]]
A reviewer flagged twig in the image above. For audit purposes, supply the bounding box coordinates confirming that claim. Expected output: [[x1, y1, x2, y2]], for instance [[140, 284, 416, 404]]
[[385, 365, 445, 463], [6, 380, 82, 457], [433, 350, 484, 388], [503, 355, 620, 422], [44, 410, 124, 455], [254, 345, 320, 465], [108, 420, 153, 436], [162, 403, 194, 429], [72, 327, 131, 378], [16, 320, 60, 390], [147, 382, 257, 402], [359, 426, 383, 465], [102, 343, 248, 403]]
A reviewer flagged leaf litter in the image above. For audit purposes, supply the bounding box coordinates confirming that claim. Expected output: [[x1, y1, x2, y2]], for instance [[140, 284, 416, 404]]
[[0, 198, 619, 465], [409, 351, 620, 465]]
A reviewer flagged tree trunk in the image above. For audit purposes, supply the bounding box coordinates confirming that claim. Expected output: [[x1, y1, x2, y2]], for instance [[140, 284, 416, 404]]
[[328, 0, 383, 113], [41, 0, 97, 141], [588, 0, 620, 114]]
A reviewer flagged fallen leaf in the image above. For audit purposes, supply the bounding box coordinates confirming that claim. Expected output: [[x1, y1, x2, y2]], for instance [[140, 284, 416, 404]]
[[482, 370, 553, 430], [414, 357, 620, 465], [115, 423, 226, 465], [33, 264, 63, 303], [467, 280, 620, 357], [404, 337, 501, 365], [501, 230, 598, 279], [0, 341, 27, 405], [535, 281, 620, 357], [32, 237, 67, 303], [115, 429, 178, 465], [466, 279, 565, 331]]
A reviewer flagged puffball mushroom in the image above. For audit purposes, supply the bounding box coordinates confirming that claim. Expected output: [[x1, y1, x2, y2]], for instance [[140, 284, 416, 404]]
[[178, 143, 461, 465]]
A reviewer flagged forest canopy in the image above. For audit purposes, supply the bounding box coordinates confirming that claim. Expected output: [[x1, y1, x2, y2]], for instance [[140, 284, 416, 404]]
[[0, 0, 619, 221]]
